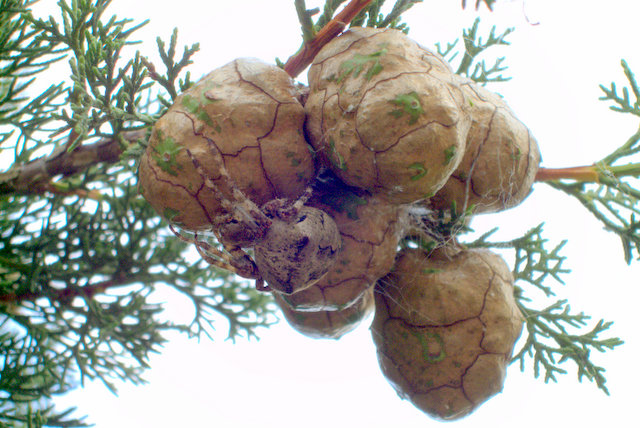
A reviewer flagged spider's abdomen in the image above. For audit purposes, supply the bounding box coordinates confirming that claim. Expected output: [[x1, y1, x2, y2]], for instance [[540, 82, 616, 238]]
[[254, 206, 341, 295]]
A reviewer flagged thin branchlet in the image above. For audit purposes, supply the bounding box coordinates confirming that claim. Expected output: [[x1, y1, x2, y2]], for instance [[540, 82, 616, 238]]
[[0, 1, 266, 425], [437, 18, 513, 84], [541, 62, 640, 262], [467, 224, 622, 394]]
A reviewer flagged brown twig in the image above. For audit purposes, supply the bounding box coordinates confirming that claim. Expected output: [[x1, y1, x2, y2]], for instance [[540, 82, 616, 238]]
[[283, 0, 373, 78], [0, 275, 128, 305], [0, 129, 147, 196], [535, 165, 600, 183]]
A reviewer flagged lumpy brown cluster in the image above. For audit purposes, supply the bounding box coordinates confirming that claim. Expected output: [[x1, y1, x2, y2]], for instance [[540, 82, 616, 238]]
[[138, 27, 539, 420]]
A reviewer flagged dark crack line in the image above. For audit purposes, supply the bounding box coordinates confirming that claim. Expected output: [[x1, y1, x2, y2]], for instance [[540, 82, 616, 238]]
[[311, 28, 392, 68], [146, 160, 216, 225]]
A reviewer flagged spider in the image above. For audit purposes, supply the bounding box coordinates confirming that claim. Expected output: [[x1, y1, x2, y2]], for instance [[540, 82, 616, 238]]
[[170, 142, 342, 295]]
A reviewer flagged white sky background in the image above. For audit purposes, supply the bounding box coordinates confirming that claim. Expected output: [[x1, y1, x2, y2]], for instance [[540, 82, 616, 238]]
[[41, 0, 640, 427]]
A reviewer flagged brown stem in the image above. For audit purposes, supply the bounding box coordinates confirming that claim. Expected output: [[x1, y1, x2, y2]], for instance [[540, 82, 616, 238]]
[[0, 129, 147, 196], [0, 275, 128, 305], [535, 165, 600, 183], [283, 0, 373, 78]]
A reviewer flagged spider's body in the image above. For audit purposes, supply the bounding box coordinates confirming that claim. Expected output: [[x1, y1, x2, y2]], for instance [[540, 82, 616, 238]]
[[254, 205, 341, 294], [172, 149, 341, 295], [137, 58, 342, 293]]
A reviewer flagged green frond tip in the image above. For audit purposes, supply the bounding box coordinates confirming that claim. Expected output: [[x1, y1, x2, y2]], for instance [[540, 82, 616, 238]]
[[451, 18, 513, 83], [546, 139, 640, 264], [473, 225, 623, 395], [462, 0, 496, 10], [469, 223, 570, 296], [295, 0, 319, 42], [354, 0, 423, 32], [513, 298, 623, 395], [149, 28, 199, 100], [599, 59, 640, 117]]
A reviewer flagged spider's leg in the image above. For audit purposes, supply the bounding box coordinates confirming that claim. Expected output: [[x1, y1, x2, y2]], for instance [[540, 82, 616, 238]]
[[169, 225, 260, 280], [195, 235, 267, 292], [184, 148, 235, 212], [290, 185, 314, 211], [185, 146, 271, 235], [267, 185, 315, 219], [255, 278, 270, 292], [194, 239, 260, 280]]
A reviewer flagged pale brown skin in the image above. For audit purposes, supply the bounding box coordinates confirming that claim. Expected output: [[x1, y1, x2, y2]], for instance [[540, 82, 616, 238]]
[[274, 288, 374, 340], [305, 27, 471, 204], [428, 76, 541, 214], [371, 247, 523, 420]]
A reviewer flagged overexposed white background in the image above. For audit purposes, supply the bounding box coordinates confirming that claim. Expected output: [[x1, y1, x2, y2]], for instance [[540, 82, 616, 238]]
[[44, 0, 640, 427]]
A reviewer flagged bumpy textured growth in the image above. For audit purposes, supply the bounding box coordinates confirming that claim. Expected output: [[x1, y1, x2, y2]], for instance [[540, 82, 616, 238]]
[[274, 288, 374, 340], [305, 27, 471, 203], [138, 58, 315, 231], [372, 247, 523, 420], [428, 76, 541, 214], [254, 205, 341, 295], [280, 174, 406, 311]]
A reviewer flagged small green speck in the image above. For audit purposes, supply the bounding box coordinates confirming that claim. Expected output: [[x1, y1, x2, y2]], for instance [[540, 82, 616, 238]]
[[336, 47, 387, 83], [320, 188, 367, 220], [389, 92, 424, 125], [286, 151, 301, 167], [422, 268, 443, 274], [328, 139, 347, 171], [181, 94, 219, 130], [408, 162, 428, 181], [444, 145, 457, 165], [181, 94, 199, 112], [163, 207, 182, 224], [151, 132, 183, 176], [411, 331, 446, 363], [510, 143, 522, 161]]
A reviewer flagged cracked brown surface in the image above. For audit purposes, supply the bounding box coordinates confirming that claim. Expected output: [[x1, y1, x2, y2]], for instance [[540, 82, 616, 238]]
[[371, 247, 523, 420], [428, 76, 541, 214], [305, 27, 471, 204], [138, 58, 315, 231]]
